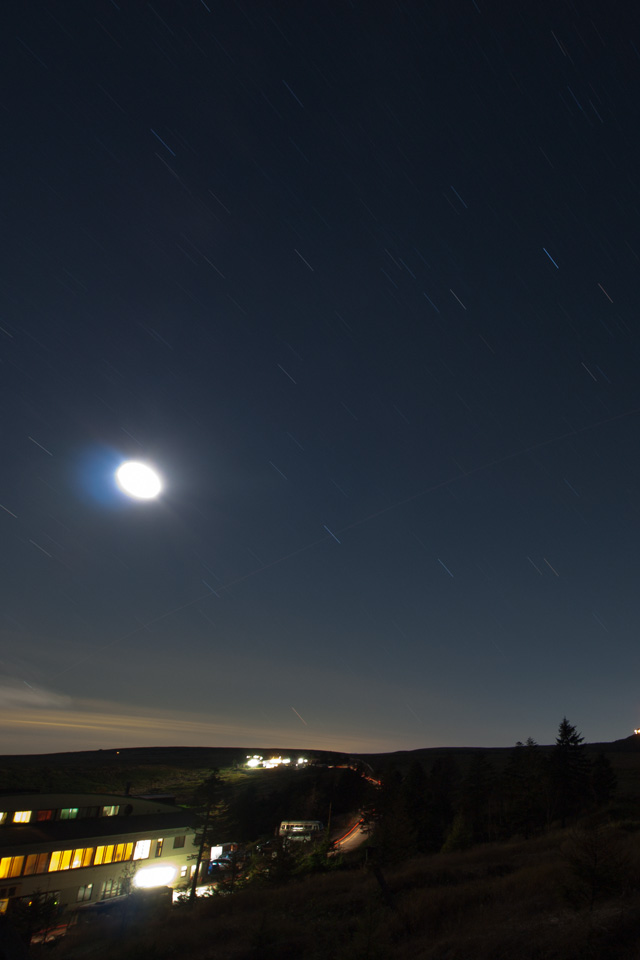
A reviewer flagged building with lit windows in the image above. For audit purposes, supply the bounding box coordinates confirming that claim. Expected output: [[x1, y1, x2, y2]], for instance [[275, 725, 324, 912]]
[[0, 793, 197, 918]]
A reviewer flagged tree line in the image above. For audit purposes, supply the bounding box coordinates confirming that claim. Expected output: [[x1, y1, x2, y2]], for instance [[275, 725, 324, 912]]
[[363, 718, 617, 861]]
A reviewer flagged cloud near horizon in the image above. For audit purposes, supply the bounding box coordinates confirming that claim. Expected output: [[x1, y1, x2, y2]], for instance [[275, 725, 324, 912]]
[[0, 695, 406, 757], [0, 677, 71, 711]]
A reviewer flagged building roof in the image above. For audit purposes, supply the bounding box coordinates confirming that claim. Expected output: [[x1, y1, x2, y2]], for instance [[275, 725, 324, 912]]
[[1, 811, 196, 852], [0, 793, 184, 815], [0, 794, 197, 855]]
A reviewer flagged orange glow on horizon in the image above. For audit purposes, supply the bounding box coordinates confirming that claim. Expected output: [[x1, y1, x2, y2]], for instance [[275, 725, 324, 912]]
[[0, 701, 404, 756]]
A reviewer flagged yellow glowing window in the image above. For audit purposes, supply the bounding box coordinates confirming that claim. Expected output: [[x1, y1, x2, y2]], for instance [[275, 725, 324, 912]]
[[94, 845, 115, 865], [12, 811, 31, 823], [113, 842, 133, 862], [102, 805, 119, 817], [0, 857, 24, 878], [0, 813, 6, 824], [70, 848, 93, 869], [133, 839, 151, 860], [0, 899, 8, 915], [49, 850, 73, 872]]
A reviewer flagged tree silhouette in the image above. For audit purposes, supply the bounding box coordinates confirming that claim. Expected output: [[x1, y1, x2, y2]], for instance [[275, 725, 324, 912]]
[[399, 760, 430, 852], [590, 753, 617, 807], [361, 764, 414, 862], [456, 753, 497, 844], [188, 770, 229, 901], [549, 718, 591, 827], [562, 823, 630, 914], [425, 754, 459, 850], [502, 738, 546, 838]]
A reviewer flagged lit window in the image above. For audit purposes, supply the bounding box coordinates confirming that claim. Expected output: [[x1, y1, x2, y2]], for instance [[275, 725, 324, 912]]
[[59, 808, 78, 820], [12, 811, 31, 824], [113, 842, 133, 862], [77, 884, 93, 902], [0, 857, 24, 879], [49, 850, 72, 872], [101, 805, 119, 817], [173, 836, 185, 849], [70, 848, 93, 869], [133, 839, 151, 860], [36, 810, 53, 821], [0, 813, 6, 825], [0, 899, 8, 915], [94, 845, 114, 865], [180, 866, 188, 878], [155, 838, 164, 857]]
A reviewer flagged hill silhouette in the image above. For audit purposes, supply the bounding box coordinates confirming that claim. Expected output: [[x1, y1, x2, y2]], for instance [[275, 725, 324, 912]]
[[2, 733, 640, 795]]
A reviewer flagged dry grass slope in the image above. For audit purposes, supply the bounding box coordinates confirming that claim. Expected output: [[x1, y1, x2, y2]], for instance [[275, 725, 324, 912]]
[[46, 823, 640, 960]]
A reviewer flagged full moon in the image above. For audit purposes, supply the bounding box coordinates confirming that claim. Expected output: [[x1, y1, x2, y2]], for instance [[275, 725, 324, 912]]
[[115, 461, 163, 500]]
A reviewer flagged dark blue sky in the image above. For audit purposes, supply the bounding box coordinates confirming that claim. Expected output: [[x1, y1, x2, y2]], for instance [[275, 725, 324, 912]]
[[3, 1, 640, 754]]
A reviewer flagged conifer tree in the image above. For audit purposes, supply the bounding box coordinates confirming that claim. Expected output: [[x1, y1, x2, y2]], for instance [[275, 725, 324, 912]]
[[549, 717, 591, 826], [362, 764, 414, 862], [423, 754, 459, 851], [400, 760, 430, 851], [188, 769, 230, 901], [457, 753, 497, 843], [502, 738, 546, 838], [590, 752, 617, 807]]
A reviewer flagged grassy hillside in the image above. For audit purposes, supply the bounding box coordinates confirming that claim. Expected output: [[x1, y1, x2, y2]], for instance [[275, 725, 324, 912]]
[[2, 735, 640, 804], [0, 748, 369, 845], [42, 822, 640, 960], [5, 737, 640, 957], [0, 747, 342, 803]]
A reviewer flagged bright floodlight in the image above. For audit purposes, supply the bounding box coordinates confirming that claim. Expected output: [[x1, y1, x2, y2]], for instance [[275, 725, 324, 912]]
[[116, 461, 162, 500], [133, 865, 177, 888]]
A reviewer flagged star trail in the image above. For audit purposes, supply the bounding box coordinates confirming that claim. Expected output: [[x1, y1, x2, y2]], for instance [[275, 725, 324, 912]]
[[2, 1, 640, 755]]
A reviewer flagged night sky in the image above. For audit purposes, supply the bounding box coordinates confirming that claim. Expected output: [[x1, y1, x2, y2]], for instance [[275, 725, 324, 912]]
[[3, 1, 640, 756]]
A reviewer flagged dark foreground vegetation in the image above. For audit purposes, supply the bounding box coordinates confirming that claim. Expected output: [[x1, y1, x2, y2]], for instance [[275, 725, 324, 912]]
[[30, 824, 640, 960], [8, 721, 640, 959]]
